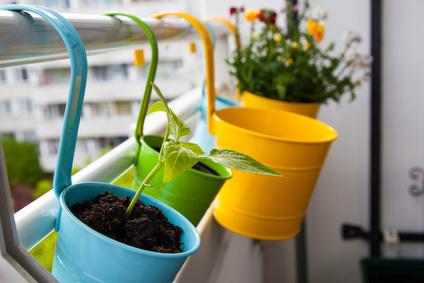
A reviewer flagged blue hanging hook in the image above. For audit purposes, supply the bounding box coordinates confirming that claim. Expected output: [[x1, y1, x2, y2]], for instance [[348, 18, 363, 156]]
[[0, 5, 88, 200]]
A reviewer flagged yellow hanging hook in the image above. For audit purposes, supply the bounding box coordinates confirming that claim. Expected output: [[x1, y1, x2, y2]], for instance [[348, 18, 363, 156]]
[[188, 41, 197, 54], [133, 49, 145, 67]]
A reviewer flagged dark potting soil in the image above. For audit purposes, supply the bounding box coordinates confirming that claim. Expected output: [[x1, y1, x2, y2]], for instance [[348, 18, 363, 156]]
[[71, 192, 182, 253], [192, 162, 219, 176], [152, 146, 219, 176]]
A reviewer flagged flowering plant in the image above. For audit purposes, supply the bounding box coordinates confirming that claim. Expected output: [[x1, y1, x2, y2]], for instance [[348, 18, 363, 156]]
[[228, 1, 371, 104]]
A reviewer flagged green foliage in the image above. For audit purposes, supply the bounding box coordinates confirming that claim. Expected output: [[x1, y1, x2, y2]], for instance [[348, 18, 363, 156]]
[[2, 138, 46, 188], [201, 149, 280, 176], [72, 166, 81, 175], [30, 232, 57, 272], [163, 142, 201, 182], [126, 83, 280, 214], [148, 85, 191, 141], [228, 1, 370, 104], [150, 83, 279, 181], [34, 179, 53, 198], [113, 166, 136, 188]]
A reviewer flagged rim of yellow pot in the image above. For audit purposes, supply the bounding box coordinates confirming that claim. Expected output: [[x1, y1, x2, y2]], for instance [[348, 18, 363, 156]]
[[242, 91, 321, 108], [213, 107, 338, 144]]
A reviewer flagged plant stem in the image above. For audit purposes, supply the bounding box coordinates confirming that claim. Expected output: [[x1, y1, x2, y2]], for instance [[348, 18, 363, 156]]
[[158, 125, 170, 161], [126, 161, 163, 215]]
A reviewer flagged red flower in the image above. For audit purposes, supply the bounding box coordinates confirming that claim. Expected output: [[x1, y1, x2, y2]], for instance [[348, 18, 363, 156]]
[[258, 9, 265, 21], [258, 9, 277, 25], [230, 7, 237, 15], [270, 12, 277, 25]]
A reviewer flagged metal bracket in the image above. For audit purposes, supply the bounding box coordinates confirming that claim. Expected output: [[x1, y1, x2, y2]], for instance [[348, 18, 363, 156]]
[[342, 223, 424, 244], [409, 167, 424, 197]]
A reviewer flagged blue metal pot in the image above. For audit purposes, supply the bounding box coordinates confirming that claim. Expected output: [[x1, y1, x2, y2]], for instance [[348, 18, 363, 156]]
[[53, 183, 200, 283]]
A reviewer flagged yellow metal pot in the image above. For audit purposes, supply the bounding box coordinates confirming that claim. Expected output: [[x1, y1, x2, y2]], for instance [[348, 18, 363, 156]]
[[212, 108, 336, 239], [154, 12, 337, 240], [241, 91, 321, 119]]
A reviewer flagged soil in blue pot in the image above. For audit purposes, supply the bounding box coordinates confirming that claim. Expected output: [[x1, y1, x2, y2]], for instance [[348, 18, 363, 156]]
[[71, 192, 183, 253]]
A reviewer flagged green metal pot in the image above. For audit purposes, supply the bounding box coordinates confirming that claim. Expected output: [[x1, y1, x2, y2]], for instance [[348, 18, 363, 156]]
[[123, 15, 232, 226], [134, 135, 232, 225]]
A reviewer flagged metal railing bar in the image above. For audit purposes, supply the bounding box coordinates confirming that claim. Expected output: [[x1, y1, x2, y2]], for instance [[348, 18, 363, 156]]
[[0, 11, 228, 67]]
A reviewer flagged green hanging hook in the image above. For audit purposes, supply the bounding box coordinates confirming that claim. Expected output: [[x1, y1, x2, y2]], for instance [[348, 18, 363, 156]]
[[104, 12, 159, 149]]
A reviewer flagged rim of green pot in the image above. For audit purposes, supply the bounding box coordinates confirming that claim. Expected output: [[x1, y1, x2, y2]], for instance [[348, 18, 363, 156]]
[[140, 135, 232, 180]]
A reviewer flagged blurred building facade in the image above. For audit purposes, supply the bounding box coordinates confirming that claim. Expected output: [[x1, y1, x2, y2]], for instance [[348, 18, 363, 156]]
[[0, 0, 202, 171]]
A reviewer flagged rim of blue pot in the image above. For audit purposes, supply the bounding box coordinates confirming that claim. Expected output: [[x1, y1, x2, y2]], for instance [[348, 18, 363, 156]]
[[59, 182, 201, 259], [141, 135, 232, 180]]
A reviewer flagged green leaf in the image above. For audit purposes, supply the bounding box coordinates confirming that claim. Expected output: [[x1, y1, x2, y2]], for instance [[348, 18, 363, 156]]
[[151, 83, 191, 141], [163, 141, 200, 182], [179, 142, 204, 155], [147, 100, 167, 114], [202, 149, 280, 176]]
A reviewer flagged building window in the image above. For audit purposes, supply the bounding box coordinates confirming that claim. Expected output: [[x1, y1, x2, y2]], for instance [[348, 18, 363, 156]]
[[44, 104, 66, 119], [0, 100, 12, 115], [115, 101, 132, 115], [83, 103, 110, 118], [22, 131, 37, 142], [41, 68, 70, 85], [0, 70, 6, 83], [76, 139, 89, 155], [21, 68, 28, 81], [0, 132, 15, 139], [115, 136, 128, 145], [15, 68, 29, 82], [131, 60, 181, 80], [91, 64, 129, 82], [45, 139, 59, 155], [17, 99, 33, 114], [156, 60, 182, 79]]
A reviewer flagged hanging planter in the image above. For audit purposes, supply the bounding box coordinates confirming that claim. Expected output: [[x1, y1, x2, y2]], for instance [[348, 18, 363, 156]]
[[123, 12, 232, 227], [241, 91, 320, 118], [212, 108, 337, 239], [0, 7, 201, 282], [227, 6, 370, 119], [204, 16, 320, 119], [153, 11, 337, 240]]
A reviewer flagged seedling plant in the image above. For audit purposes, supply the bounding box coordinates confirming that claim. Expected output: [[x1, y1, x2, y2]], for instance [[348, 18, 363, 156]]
[[126, 83, 280, 214]]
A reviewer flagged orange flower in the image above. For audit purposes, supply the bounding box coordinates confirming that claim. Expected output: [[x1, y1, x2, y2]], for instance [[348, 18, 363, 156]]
[[245, 10, 260, 22], [314, 22, 325, 41], [307, 19, 325, 42], [307, 19, 318, 35]]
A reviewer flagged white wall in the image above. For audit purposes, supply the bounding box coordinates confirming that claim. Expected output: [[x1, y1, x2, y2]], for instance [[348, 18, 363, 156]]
[[308, 1, 370, 283], [381, 0, 424, 259], [311, 1, 424, 280]]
